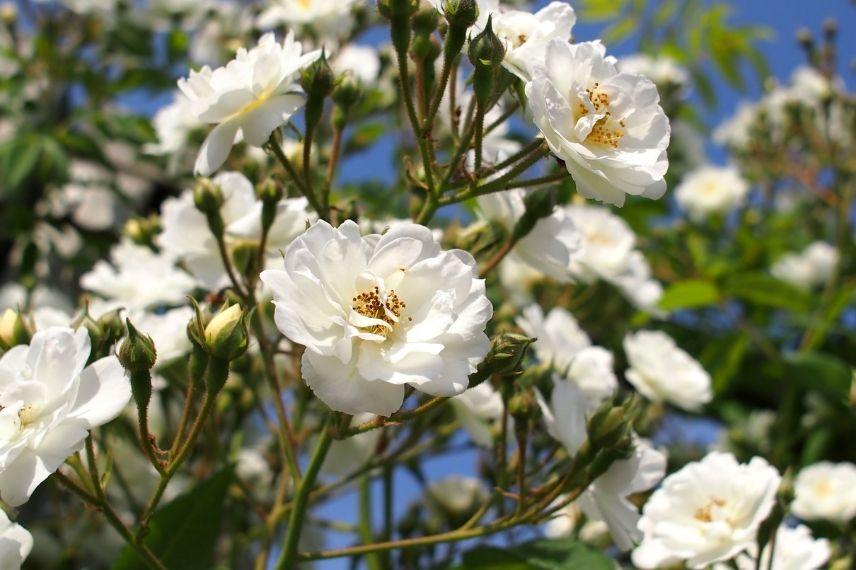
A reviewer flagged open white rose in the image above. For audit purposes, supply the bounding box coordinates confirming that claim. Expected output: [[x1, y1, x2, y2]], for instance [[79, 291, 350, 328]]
[[537, 378, 666, 550], [526, 40, 670, 206], [144, 91, 201, 169], [565, 204, 636, 282], [178, 32, 321, 175], [81, 238, 197, 311], [623, 330, 712, 411], [675, 165, 750, 221], [0, 327, 130, 506], [792, 461, 856, 522], [771, 241, 839, 291], [0, 509, 32, 569], [261, 220, 492, 416], [477, 189, 581, 282], [257, 0, 360, 40], [633, 451, 781, 569], [159, 171, 312, 290], [618, 54, 688, 89], [517, 305, 617, 409], [733, 524, 830, 570]]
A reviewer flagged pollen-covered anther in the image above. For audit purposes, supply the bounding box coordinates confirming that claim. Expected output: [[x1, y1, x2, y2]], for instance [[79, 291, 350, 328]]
[[352, 288, 406, 335]]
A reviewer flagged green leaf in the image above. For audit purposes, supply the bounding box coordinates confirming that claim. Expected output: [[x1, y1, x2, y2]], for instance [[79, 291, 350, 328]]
[[701, 334, 749, 394], [602, 19, 636, 44], [658, 280, 720, 311], [112, 469, 233, 570], [783, 351, 851, 400], [724, 273, 811, 313], [455, 539, 613, 569]]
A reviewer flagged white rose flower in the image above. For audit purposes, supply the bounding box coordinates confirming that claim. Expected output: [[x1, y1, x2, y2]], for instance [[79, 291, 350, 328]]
[[322, 413, 382, 477], [733, 524, 830, 570], [713, 101, 758, 149], [618, 54, 688, 89], [537, 379, 666, 550], [0, 509, 32, 569], [675, 165, 750, 221], [450, 382, 503, 447], [609, 250, 664, 312], [178, 32, 321, 175], [425, 475, 489, 519], [50, 161, 126, 231], [260, 220, 492, 416], [526, 40, 670, 206], [332, 44, 381, 85], [771, 241, 839, 290], [564, 204, 636, 282], [477, 189, 581, 282], [623, 330, 712, 411], [498, 255, 544, 306], [792, 461, 856, 522], [473, 1, 576, 81], [633, 451, 782, 569], [159, 171, 313, 290], [544, 500, 610, 544], [257, 0, 360, 40], [517, 305, 617, 408], [0, 327, 131, 506], [81, 238, 197, 311]]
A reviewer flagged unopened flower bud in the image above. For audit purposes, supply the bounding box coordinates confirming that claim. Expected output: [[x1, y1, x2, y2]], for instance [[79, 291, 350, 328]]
[[186, 297, 210, 350], [511, 187, 557, 243], [124, 215, 161, 247], [193, 178, 224, 214], [587, 403, 630, 451], [257, 178, 283, 233], [443, 0, 478, 29], [822, 18, 837, 42], [377, 0, 418, 20], [118, 319, 157, 373], [204, 303, 249, 362], [507, 391, 536, 422], [0, 3, 17, 24], [0, 309, 31, 349], [412, 4, 440, 35], [468, 332, 535, 387], [468, 16, 505, 104], [301, 51, 335, 132], [332, 75, 362, 109], [231, 239, 260, 278]]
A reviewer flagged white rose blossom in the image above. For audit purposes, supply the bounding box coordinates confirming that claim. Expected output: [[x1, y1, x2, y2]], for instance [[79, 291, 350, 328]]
[[771, 241, 839, 290], [257, 0, 360, 40], [332, 44, 381, 86], [565, 204, 636, 281], [178, 32, 321, 175], [143, 91, 201, 166], [618, 54, 689, 89], [0, 509, 32, 569], [517, 305, 617, 409], [791, 461, 856, 523], [623, 330, 712, 411], [81, 238, 197, 311], [526, 40, 670, 206], [476, 189, 581, 283], [159, 171, 313, 290], [0, 327, 131, 506], [633, 451, 782, 569], [261, 220, 492, 416], [732, 524, 830, 570], [537, 378, 666, 550], [675, 165, 750, 221]]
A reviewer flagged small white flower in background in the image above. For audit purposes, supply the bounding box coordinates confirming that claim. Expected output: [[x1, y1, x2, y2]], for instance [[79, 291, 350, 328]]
[[526, 40, 670, 206], [498, 255, 545, 306], [771, 241, 839, 291], [713, 101, 758, 150], [544, 500, 610, 544], [675, 165, 750, 221], [257, 0, 360, 40], [623, 330, 711, 411], [608, 250, 664, 312], [537, 379, 666, 550], [235, 448, 273, 488], [144, 91, 201, 166], [178, 32, 321, 175], [564, 204, 636, 282], [517, 305, 617, 409], [332, 44, 381, 86], [0, 327, 130, 506], [0, 509, 32, 570], [792, 461, 856, 523], [477, 189, 581, 283], [81, 239, 197, 311], [450, 382, 503, 447], [633, 451, 781, 569], [159, 171, 312, 290], [322, 413, 382, 477], [49, 161, 125, 231], [261, 220, 492, 416], [618, 54, 689, 90], [731, 524, 830, 570], [425, 475, 489, 519]]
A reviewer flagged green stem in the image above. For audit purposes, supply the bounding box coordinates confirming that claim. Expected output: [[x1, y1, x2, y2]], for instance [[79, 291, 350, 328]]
[[358, 475, 383, 570], [266, 135, 325, 218], [275, 416, 334, 570]]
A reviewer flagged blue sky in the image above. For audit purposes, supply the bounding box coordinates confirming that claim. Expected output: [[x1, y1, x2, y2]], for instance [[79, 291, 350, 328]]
[[307, 2, 854, 569]]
